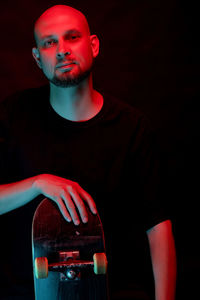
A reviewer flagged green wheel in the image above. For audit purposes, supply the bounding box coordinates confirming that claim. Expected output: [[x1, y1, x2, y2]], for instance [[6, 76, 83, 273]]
[[35, 257, 48, 279], [93, 253, 107, 275]]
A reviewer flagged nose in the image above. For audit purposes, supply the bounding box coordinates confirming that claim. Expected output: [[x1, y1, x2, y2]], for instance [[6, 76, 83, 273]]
[[56, 39, 71, 60], [56, 50, 71, 60]]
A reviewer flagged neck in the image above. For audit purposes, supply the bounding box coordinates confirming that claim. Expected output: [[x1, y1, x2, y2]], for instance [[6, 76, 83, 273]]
[[49, 75, 103, 122]]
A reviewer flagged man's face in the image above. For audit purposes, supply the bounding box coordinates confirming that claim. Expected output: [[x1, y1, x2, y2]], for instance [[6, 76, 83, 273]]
[[32, 7, 99, 87]]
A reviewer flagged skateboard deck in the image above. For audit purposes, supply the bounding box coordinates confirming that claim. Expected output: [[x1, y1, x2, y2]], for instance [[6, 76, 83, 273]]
[[32, 198, 109, 300]]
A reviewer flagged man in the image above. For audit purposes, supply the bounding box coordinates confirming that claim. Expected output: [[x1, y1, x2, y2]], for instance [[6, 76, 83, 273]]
[[0, 5, 176, 300]]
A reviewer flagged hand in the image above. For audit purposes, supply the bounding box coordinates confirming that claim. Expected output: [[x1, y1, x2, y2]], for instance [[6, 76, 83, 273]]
[[34, 174, 97, 225]]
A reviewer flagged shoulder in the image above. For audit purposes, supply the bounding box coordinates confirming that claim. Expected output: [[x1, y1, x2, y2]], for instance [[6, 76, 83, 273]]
[[103, 92, 153, 133], [0, 85, 49, 122], [0, 84, 48, 108], [104, 92, 143, 116]]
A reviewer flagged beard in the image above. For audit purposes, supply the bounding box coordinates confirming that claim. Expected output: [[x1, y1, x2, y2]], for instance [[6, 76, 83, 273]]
[[49, 65, 92, 88]]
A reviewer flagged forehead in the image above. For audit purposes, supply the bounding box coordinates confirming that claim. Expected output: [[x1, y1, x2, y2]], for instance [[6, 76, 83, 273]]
[[34, 7, 90, 41]]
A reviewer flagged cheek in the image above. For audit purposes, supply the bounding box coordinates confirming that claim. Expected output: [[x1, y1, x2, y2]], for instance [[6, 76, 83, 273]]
[[76, 44, 93, 66], [40, 52, 56, 73]]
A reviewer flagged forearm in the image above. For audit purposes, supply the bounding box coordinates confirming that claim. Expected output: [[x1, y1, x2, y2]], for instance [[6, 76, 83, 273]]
[[0, 176, 40, 214], [0, 173, 97, 224], [147, 220, 177, 300]]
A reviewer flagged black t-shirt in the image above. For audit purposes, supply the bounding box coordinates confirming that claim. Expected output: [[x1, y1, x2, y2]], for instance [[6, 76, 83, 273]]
[[0, 84, 169, 299]]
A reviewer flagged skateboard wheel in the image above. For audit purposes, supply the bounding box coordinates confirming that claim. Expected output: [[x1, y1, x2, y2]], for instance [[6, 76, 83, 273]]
[[35, 257, 48, 279], [93, 253, 107, 275]]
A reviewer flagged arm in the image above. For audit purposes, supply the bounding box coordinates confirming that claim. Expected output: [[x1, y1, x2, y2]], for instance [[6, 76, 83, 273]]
[[0, 176, 40, 214], [0, 174, 97, 224], [147, 220, 176, 300]]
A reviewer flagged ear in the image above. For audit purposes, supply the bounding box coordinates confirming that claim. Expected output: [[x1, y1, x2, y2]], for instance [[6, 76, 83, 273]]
[[90, 35, 100, 58], [32, 47, 42, 69]]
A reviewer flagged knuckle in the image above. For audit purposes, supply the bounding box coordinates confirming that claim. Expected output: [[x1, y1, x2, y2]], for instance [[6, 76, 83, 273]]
[[75, 182, 80, 188], [66, 202, 75, 211], [84, 193, 92, 201], [71, 181, 79, 189], [60, 187, 68, 196], [77, 201, 85, 210], [67, 185, 74, 193], [52, 195, 59, 201]]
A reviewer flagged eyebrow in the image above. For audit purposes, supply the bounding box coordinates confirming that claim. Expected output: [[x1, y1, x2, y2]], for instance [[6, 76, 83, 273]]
[[40, 29, 82, 41]]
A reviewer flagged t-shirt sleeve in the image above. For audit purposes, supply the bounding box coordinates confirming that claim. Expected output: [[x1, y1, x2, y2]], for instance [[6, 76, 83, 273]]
[[127, 115, 170, 231]]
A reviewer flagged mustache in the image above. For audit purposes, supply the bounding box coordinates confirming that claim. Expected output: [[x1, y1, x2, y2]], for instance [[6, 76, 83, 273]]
[[56, 60, 77, 68]]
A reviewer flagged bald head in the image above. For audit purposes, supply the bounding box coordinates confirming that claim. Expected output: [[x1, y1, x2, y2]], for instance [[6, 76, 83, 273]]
[[34, 5, 91, 46], [32, 4, 100, 88]]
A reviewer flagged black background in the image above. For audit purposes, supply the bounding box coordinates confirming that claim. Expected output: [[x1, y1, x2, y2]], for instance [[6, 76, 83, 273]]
[[0, 1, 199, 298]]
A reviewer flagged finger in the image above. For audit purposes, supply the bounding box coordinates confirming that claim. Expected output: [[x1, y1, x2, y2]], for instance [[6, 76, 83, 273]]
[[78, 187, 97, 215], [62, 192, 80, 226], [68, 188, 88, 223], [55, 197, 72, 223]]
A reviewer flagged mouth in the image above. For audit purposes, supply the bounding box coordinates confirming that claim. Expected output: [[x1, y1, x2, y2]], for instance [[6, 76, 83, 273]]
[[56, 62, 76, 69]]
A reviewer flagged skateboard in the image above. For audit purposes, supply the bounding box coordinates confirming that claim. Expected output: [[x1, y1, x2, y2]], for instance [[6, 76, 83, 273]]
[[32, 198, 109, 300]]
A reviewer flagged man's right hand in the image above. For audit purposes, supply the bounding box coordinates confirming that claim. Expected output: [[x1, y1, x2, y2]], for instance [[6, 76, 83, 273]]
[[34, 174, 97, 225]]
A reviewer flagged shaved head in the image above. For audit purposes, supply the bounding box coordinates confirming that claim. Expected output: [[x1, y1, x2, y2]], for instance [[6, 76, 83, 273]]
[[34, 5, 91, 45], [32, 4, 99, 88]]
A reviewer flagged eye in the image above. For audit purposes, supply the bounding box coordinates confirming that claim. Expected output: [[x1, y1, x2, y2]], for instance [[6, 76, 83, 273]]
[[71, 35, 78, 39], [68, 34, 80, 41], [44, 40, 56, 47]]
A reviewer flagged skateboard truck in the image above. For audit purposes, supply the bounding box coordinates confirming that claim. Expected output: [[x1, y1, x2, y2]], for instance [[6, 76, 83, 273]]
[[59, 251, 80, 261], [35, 252, 107, 281], [59, 251, 81, 281]]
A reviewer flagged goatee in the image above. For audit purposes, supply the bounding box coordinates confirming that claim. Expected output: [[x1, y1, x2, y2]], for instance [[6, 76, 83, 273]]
[[50, 68, 92, 88]]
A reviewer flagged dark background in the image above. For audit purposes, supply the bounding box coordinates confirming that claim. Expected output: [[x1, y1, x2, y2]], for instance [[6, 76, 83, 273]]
[[0, 0, 199, 298]]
